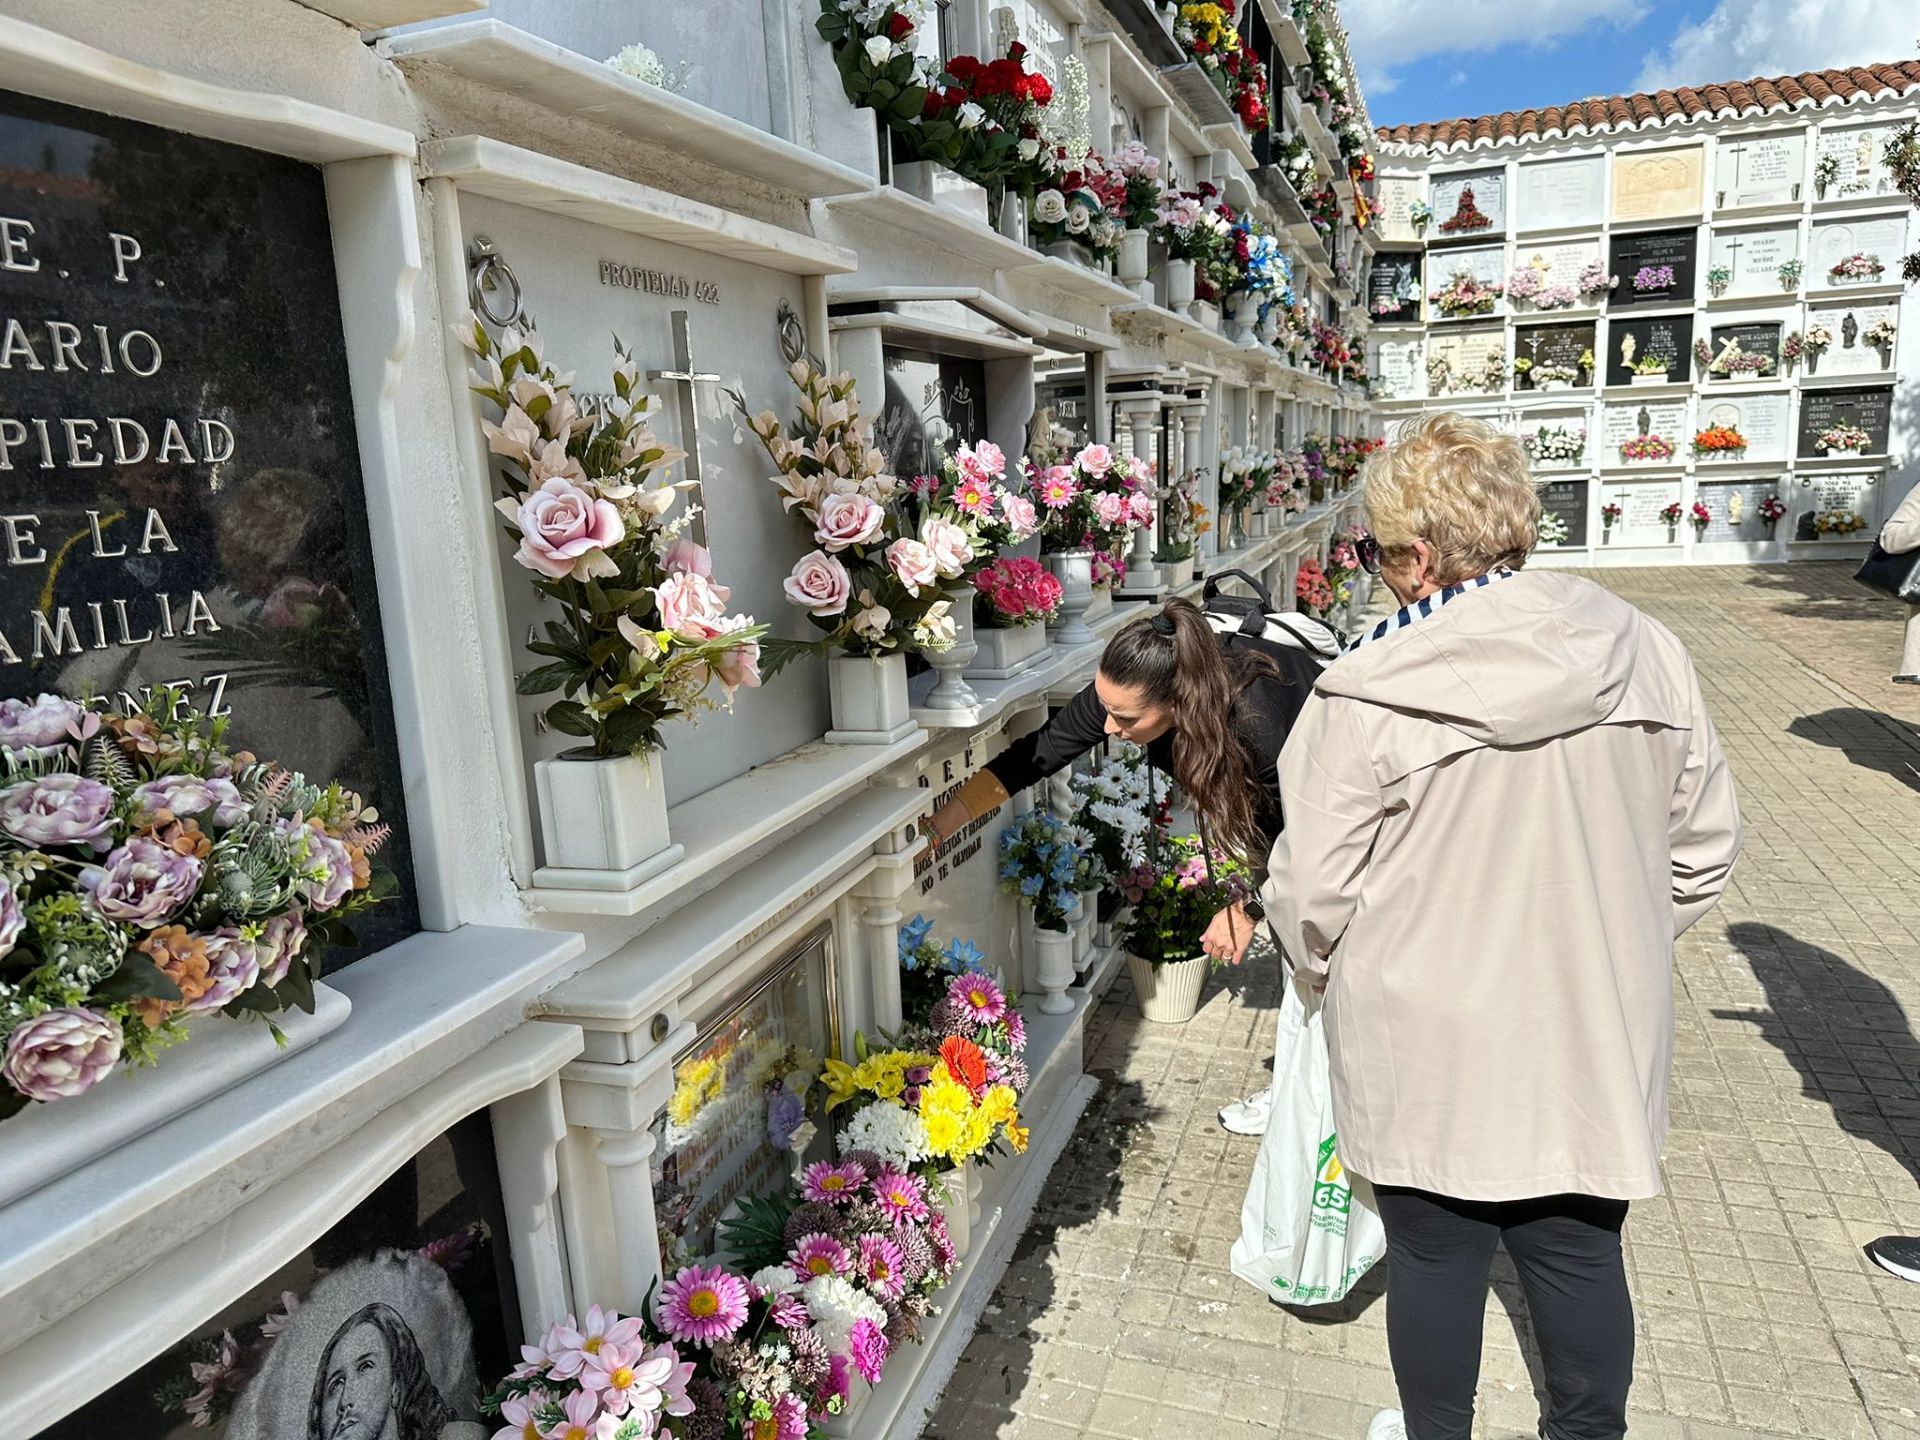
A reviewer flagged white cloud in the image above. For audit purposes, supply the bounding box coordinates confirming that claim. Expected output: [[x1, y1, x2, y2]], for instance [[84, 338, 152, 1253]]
[[1448, 69, 1469, 88], [1636, 1, 1915, 93], [1343, 0, 1648, 98]]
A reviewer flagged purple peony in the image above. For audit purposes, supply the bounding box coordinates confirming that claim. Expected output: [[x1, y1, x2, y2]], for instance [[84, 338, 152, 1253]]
[[131, 775, 249, 829], [0, 693, 94, 754], [189, 929, 262, 1013], [1, 1006, 123, 1101], [0, 773, 117, 852], [78, 835, 203, 925], [0, 883, 22, 962], [257, 911, 307, 986]]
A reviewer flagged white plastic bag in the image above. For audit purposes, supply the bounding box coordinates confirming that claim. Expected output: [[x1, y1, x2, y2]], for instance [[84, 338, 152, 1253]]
[[1229, 970, 1386, 1305]]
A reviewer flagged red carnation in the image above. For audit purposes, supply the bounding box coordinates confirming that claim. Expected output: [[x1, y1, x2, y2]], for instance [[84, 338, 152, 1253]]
[[1025, 71, 1053, 106], [945, 53, 983, 86], [984, 57, 1024, 94], [886, 10, 914, 39]]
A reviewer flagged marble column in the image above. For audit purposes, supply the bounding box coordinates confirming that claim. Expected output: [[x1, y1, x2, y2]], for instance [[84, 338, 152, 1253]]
[[1122, 399, 1161, 568], [593, 1128, 663, 1311]]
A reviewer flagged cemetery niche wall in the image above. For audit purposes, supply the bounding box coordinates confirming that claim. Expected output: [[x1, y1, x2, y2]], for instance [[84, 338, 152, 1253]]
[[0, 86, 420, 951]]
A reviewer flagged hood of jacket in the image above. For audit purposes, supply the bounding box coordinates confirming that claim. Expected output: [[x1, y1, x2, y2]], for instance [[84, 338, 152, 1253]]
[[1317, 571, 1693, 780]]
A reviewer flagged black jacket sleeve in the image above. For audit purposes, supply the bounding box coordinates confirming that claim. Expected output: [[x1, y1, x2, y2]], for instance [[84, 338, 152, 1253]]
[[982, 681, 1111, 795]]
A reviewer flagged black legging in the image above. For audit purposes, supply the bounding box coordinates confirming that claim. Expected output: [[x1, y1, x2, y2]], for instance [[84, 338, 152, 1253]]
[[1375, 1187, 1634, 1440]]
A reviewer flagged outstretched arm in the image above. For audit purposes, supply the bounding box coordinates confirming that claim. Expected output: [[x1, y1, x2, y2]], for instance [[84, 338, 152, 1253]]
[[924, 682, 1110, 843]]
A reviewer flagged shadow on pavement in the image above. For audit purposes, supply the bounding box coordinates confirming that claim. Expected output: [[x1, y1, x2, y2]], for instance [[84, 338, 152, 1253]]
[[1787, 708, 1920, 792]]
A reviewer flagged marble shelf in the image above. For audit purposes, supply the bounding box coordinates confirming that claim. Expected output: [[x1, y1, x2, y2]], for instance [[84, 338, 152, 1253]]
[[1798, 370, 1897, 389], [384, 21, 873, 199], [909, 628, 1107, 731], [1803, 281, 1907, 305], [422, 135, 856, 275], [1206, 122, 1260, 172], [1299, 100, 1343, 173], [523, 733, 926, 917], [1160, 60, 1239, 133], [1271, 8, 1312, 67], [830, 309, 1045, 360], [1015, 253, 1139, 306], [1094, 0, 1185, 67], [310, 0, 480, 24], [816, 183, 1038, 273]]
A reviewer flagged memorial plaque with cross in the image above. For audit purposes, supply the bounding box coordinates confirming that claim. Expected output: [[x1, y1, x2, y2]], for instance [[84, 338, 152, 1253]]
[[647, 310, 724, 545], [1717, 135, 1806, 208]]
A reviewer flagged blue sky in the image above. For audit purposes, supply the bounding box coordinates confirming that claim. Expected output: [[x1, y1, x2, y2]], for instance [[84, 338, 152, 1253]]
[[1343, 0, 1915, 130]]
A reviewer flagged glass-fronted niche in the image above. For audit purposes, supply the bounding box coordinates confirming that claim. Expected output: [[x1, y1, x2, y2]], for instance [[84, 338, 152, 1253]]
[[876, 345, 990, 479], [35, 1116, 518, 1437], [1033, 347, 1091, 456], [652, 925, 838, 1271]]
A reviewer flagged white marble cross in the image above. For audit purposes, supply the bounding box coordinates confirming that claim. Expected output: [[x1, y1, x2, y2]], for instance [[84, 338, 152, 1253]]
[[648, 310, 723, 546]]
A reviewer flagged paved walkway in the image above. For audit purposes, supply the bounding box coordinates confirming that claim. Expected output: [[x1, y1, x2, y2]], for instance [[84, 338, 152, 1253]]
[[928, 563, 1920, 1440]]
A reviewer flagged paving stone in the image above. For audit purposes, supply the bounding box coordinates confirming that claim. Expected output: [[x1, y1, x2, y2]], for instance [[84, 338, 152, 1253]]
[[926, 564, 1920, 1440]]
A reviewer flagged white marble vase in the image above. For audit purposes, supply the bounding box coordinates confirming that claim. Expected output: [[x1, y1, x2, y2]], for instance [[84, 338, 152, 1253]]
[[1118, 228, 1151, 297], [966, 619, 1049, 679], [924, 583, 981, 710], [1164, 258, 1196, 313], [827, 653, 916, 744], [535, 749, 677, 879], [1031, 923, 1078, 1013], [1044, 549, 1099, 645], [891, 160, 990, 224]]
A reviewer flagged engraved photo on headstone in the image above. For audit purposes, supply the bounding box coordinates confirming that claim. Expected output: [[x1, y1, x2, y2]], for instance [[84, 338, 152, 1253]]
[[1515, 155, 1605, 232], [879, 347, 989, 479], [0, 87, 419, 954], [1714, 132, 1804, 209]]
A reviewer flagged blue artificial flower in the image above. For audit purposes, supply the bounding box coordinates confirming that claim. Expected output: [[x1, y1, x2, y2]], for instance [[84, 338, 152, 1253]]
[[898, 914, 935, 958], [1020, 874, 1044, 898], [944, 938, 987, 973], [766, 1090, 805, 1150]]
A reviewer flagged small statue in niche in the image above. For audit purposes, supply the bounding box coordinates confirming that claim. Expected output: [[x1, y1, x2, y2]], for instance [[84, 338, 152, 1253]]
[[1620, 332, 1637, 369], [1637, 404, 1651, 436], [1729, 492, 1745, 525], [1842, 311, 1859, 349]]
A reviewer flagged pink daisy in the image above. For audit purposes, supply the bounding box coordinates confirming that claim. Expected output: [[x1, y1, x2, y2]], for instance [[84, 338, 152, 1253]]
[[541, 1389, 601, 1440], [790, 1231, 852, 1279], [1039, 467, 1077, 509], [756, 1391, 810, 1439], [657, 1264, 750, 1346], [858, 1233, 909, 1301], [583, 1339, 668, 1418], [872, 1167, 929, 1224], [643, 1340, 697, 1417], [767, 1291, 811, 1330], [953, 476, 994, 514], [947, 970, 1007, 1025], [802, 1159, 866, 1204], [494, 1391, 547, 1440], [1005, 1012, 1026, 1049], [849, 1317, 891, 1385], [548, 1305, 645, 1379]]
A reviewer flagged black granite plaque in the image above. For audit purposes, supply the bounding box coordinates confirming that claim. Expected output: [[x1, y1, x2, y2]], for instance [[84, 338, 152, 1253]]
[[1796, 386, 1893, 457], [1538, 479, 1590, 546], [1607, 227, 1697, 308], [1606, 314, 1695, 388], [0, 88, 417, 956], [1366, 253, 1421, 323], [1704, 322, 1781, 381], [878, 346, 989, 478], [34, 1113, 518, 1439], [1513, 321, 1596, 388]]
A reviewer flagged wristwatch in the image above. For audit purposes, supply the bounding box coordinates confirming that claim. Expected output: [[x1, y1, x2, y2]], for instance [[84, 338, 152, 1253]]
[[1242, 896, 1266, 922]]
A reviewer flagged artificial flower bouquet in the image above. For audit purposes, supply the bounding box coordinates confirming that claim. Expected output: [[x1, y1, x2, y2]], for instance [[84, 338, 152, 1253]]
[[1659, 501, 1685, 527], [742, 362, 960, 673], [1804, 322, 1834, 354], [1620, 433, 1677, 464], [1601, 502, 1623, 530], [1153, 190, 1231, 266], [1577, 260, 1617, 300], [1864, 318, 1898, 350], [1090, 548, 1127, 592], [1758, 495, 1788, 524], [1105, 140, 1164, 229], [1437, 184, 1493, 234], [1267, 450, 1309, 509], [1029, 443, 1154, 556], [899, 441, 1038, 582], [997, 808, 1090, 934], [1631, 355, 1672, 378], [822, 1027, 1028, 1178], [1689, 501, 1712, 529], [0, 692, 391, 1119], [896, 914, 991, 1025], [1813, 510, 1869, 535], [1029, 177, 1111, 253], [1069, 742, 1166, 887], [1217, 450, 1264, 517], [1294, 555, 1334, 618], [1536, 511, 1570, 547], [973, 557, 1063, 628], [1691, 424, 1748, 457], [1120, 833, 1249, 966], [1827, 252, 1884, 283], [1815, 423, 1872, 454], [1506, 261, 1577, 310], [1780, 330, 1806, 369], [1427, 271, 1502, 318], [1153, 477, 1208, 563], [1524, 425, 1586, 466], [1705, 263, 1732, 295], [1630, 264, 1675, 293], [1779, 257, 1804, 289], [465, 316, 765, 756]]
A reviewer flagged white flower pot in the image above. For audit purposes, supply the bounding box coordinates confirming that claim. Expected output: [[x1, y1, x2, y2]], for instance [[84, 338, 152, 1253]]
[[1630, 373, 1671, 387], [1031, 924, 1078, 1014], [534, 749, 681, 883], [934, 1161, 971, 1262], [1191, 299, 1221, 334], [1164, 258, 1196, 313], [1247, 508, 1270, 537], [1157, 556, 1195, 589], [1117, 228, 1150, 287], [827, 653, 916, 744], [923, 582, 981, 711], [1258, 307, 1281, 345], [892, 160, 989, 225], [1043, 238, 1095, 267], [1128, 952, 1209, 1024], [1044, 549, 1099, 646], [1541, 379, 1571, 391], [1084, 585, 1115, 624], [1074, 887, 1101, 973], [1824, 445, 1865, 458], [965, 619, 1049, 680], [996, 190, 1027, 245]]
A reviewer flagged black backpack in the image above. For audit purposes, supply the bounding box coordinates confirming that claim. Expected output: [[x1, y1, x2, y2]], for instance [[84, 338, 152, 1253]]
[[1200, 568, 1347, 669]]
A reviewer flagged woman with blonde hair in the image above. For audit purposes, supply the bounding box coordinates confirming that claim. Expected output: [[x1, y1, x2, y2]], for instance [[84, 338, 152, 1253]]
[[1261, 412, 1742, 1440]]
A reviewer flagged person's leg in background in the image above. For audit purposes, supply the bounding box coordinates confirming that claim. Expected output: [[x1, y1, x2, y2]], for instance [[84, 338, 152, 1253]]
[[1370, 1187, 1504, 1440], [1895, 600, 1920, 683], [1498, 1195, 1634, 1440]]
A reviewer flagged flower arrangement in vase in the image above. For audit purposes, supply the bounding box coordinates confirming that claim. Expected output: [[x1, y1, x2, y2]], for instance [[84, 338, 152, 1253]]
[[1534, 363, 1580, 389], [1620, 433, 1677, 464], [1600, 501, 1623, 540], [896, 913, 992, 1023], [1814, 152, 1840, 198], [998, 808, 1091, 1011], [1827, 252, 1884, 284], [1631, 355, 1673, 384], [1706, 263, 1732, 297], [0, 692, 391, 1118], [1294, 555, 1335, 618], [1803, 322, 1833, 371], [973, 557, 1061, 628], [1536, 511, 1570, 547], [1813, 510, 1869, 536], [1172, 0, 1270, 132], [1780, 330, 1806, 372], [1779, 257, 1804, 290], [1577, 260, 1617, 302], [1427, 270, 1503, 318], [1408, 199, 1433, 232], [1758, 495, 1787, 535], [1120, 833, 1249, 1022], [1070, 741, 1164, 887], [1659, 501, 1685, 536], [901, 441, 1037, 586], [1507, 258, 1575, 310], [1523, 424, 1586, 467], [1689, 500, 1711, 533], [1815, 423, 1872, 456], [1864, 317, 1898, 356], [1691, 424, 1747, 458], [1630, 264, 1675, 293]]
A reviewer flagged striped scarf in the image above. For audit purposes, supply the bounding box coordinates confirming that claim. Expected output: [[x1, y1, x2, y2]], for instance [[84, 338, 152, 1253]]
[[1343, 568, 1516, 655]]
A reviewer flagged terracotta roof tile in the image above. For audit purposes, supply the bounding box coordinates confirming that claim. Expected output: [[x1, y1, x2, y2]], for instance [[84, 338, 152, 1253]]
[[1377, 58, 1920, 150]]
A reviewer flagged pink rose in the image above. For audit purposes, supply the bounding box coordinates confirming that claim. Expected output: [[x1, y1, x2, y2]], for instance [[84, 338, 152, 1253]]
[[663, 537, 713, 577], [654, 571, 732, 636], [503, 477, 625, 581], [710, 615, 763, 693], [1075, 444, 1114, 477], [969, 440, 1006, 476], [921, 517, 973, 579], [885, 538, 939, 597], [1000, 494, 1038, 538], [783, 551, 852, 616], [1129, 491, 1155, 523], [814, 492, 887, 552], [1092, 492, 1129, 527], [1127, 456, 1154, 486]]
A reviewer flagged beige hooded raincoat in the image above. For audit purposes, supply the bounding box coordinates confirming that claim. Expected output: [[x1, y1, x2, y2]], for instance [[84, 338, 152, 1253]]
[[1260, 571, 1741, 1202]]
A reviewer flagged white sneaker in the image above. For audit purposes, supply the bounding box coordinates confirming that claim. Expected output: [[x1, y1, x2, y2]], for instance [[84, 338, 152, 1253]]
[[1219, 1087, 1273, 1135], [1365, 1410, 1407, 1440]]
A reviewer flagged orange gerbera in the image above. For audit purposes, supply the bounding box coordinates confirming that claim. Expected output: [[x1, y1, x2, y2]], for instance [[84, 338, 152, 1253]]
[[940, 1035, 989, 1102]]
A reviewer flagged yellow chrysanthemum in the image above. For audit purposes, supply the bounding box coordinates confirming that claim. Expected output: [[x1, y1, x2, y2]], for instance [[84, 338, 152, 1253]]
[[667, 1083, 703, 1125], [1007, 1117, 1029, 1154], [923, 1108, 964, 1159], [679, 1056, 718, 1090], [980, 1085, 1017, 1126]]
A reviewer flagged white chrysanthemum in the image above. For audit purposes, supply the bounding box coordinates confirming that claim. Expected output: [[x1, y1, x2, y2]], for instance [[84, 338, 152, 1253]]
[[841, 1099, 932, 1166], [804, 1274, 888, 1354], [753, 1264, 802, 1296]]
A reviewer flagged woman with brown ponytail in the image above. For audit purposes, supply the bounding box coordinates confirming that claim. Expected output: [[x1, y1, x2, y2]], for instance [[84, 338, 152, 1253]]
[[923, 596, 1322, 966]]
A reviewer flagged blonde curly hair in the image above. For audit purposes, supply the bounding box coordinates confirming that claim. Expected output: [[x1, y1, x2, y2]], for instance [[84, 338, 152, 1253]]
[[1363, 411, 1539, 584]]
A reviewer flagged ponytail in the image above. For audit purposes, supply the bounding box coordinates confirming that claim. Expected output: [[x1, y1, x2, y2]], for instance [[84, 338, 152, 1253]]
[[1098, 597, 1275, 859]]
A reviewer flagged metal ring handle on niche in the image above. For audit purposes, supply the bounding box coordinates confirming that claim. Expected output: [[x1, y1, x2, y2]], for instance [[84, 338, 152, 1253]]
[[469, 236, 524, 328]]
